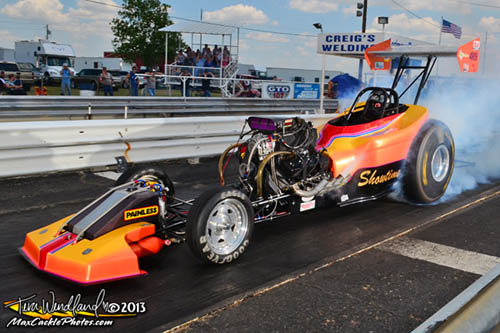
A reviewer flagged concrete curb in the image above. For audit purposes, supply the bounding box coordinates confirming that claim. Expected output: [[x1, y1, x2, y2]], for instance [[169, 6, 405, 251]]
[[413, 264, 500, 333]]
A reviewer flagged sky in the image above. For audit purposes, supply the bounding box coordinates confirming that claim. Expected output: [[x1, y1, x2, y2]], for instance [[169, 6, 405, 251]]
[[1, 0, 499, 77]]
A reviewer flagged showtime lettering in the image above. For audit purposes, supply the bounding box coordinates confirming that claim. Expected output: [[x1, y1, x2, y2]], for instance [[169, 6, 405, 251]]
[[124, 206, 159, 221], [358, 169, 401, 187]]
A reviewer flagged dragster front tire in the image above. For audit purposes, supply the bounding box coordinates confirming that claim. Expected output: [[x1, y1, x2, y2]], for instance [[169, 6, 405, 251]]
[[115, 165, 175, 199], [403, 120, 455, 203], [186, 187, 254, 265]]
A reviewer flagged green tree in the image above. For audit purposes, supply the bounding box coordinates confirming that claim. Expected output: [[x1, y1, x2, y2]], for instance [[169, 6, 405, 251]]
[[111, 0, 184, 68]]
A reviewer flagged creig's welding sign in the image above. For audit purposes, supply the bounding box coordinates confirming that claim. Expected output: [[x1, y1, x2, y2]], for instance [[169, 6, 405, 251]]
[[317, 33, 384, 55]]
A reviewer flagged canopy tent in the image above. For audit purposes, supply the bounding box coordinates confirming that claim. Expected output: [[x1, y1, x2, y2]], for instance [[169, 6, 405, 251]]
[[159, 20, 240, 79], [159, 21, 237, 36]]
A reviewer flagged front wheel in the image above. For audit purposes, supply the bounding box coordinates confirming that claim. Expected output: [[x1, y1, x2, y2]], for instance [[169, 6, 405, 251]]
[[115, 165, 175, 199], [403, 120, 454, 203], [186, 187, 254, 264]]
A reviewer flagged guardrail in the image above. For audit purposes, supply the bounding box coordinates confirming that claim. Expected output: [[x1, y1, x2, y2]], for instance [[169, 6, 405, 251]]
[[0, 97, 338, 120], [0, 115, 333, 178]]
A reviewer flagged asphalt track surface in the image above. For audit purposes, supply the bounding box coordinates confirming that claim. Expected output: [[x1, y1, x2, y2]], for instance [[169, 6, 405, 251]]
[[0, 158, 498, 332]]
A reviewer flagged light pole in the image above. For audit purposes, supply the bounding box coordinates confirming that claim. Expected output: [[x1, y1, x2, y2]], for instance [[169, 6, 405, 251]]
[[314, 23, 326, 114], [356, 1, 367, 82], [378, 16, 389, 33]]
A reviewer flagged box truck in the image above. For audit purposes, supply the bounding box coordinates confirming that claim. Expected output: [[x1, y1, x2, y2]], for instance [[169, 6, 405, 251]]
[[15, 40, 76, 84]]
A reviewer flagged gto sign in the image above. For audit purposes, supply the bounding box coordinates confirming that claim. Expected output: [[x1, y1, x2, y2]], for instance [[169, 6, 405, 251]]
[[262, 83, 294, 99]]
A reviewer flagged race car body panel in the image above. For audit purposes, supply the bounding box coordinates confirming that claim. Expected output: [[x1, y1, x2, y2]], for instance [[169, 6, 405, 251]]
[[317, 103, 428, 179], [20, 215, 158, 284]]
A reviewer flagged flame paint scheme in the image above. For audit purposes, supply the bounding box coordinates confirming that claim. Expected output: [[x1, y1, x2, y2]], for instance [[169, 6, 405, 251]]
[[19, 38, 477, 284]]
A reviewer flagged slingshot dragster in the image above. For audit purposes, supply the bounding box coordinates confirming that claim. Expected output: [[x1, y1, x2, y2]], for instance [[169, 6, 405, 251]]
[[20, 38, 480, 283]]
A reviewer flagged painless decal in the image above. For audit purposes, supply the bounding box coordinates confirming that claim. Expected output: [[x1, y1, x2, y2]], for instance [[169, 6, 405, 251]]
[[124, 205, 159, 221]]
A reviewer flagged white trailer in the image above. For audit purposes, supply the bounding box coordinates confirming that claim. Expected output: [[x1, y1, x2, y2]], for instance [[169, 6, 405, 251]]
[[74, 57, 132, 73], [266, 67, 343, 83], [0, 48, 15, 62], [15, 40, 76, 83]]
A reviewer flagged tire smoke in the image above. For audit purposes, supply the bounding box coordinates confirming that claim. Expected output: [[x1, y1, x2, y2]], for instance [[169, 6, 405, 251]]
[[422, 78, 500, 200]]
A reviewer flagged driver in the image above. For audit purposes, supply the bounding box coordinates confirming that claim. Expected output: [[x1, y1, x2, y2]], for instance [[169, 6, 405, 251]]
[[368, 91, 386, 110]]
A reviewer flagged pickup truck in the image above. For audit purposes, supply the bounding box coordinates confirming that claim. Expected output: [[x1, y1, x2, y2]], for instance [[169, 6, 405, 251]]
[[0, 61, 34, 92]]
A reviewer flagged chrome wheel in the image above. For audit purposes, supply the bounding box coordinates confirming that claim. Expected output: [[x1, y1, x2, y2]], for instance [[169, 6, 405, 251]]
[[431, 144, 450, 182], [205, 198, 249, 256]]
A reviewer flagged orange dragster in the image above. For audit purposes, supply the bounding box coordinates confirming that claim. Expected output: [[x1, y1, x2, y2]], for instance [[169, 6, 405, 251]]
[[20, 38, 478, 283]]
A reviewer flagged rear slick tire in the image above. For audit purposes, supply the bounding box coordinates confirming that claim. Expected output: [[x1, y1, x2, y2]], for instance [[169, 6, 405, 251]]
[[186, 187, 254, 265], [403, 120, 454, 203]]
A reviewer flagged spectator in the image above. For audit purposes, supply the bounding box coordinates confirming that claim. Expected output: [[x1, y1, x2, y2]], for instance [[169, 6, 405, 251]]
[[183, 51, 195, 68], [126, 66, 139, 96], [0, 71, 6, 95], [235, 79, 260, 98], [202, 44, 211, 58], [60, 63, 72, 96], [5, 74, 25, 95], [195, 53, 205, 77], [145, 69, 157, 96], [223, 46, 230, 58], [99, 67, 114, 96], [223, 53, 230, 67], [204, 55, 216, 75], [175, 50, 186, 65], [202, 71, 214, 97], [180, 68, 192, 97], [14, 73, 25, 94]]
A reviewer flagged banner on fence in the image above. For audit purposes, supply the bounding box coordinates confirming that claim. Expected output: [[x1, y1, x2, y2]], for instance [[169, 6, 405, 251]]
[[294, 83, 321, 99], [261, 82, 294, 99]]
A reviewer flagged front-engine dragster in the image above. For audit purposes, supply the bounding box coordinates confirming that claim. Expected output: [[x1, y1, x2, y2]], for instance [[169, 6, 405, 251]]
[[20, 37, 480, 283]]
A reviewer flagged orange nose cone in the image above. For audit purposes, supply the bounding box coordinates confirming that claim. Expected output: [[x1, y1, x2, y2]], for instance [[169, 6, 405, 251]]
[[129, 236, 165, 258]]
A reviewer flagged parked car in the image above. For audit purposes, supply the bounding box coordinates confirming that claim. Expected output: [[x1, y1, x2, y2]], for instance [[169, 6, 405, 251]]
[[71, 68, 118, 91], [18, 62, 42, 85], [0, 61, 34, 92], [109, 70, 129, 89]]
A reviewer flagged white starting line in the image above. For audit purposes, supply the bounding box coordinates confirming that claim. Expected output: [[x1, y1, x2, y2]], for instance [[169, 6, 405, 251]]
[[377, 236, 500, 276]]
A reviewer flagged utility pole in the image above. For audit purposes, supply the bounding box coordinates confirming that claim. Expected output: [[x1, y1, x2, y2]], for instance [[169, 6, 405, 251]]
[[313, 23, 325, 113], [200, 9, 203, 52], [357, 0, 368, 82], [45, 24, 51, 40]]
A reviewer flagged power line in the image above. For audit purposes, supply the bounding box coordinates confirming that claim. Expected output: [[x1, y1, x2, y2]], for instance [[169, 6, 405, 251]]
[[390, 0, 482, 38], [390, 0, 441, 29], [77, 0, 500, 39], [80, 0, 316, 38], [82, 0, 122, 9], [448, 0, 500, 9]]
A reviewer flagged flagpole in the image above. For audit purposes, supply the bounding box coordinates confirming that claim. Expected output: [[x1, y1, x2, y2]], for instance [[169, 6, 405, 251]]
[[483, 31, 488, 76], [437, 16, 443, 77], [438, 17, 443, 46]]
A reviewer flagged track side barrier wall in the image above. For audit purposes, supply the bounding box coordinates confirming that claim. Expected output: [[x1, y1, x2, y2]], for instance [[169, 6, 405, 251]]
[[0, 115, 333, 178], [0, 97, 339, 120]]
